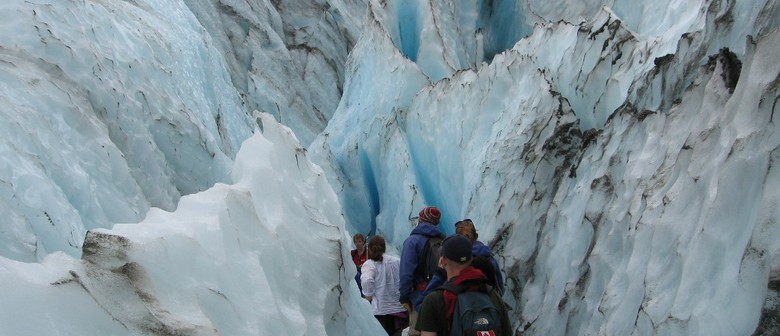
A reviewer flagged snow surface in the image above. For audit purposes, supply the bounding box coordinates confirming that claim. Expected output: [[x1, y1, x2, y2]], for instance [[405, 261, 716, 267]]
[[1, 113, 383, 335], [0, 0, 779, 335]]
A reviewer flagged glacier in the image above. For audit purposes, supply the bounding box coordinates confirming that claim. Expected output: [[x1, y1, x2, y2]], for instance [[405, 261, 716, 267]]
[[0, 0, 779, 335]]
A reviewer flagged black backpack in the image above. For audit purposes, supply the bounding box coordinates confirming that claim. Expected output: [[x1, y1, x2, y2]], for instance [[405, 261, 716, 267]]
[[440, 283, 503, 336], [417, 234, 444, 281]]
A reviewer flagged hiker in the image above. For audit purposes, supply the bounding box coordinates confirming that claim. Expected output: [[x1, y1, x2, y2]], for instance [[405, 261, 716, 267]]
[[454, 219, 504, 294], [414, 219, 505, 310], [416, 235, 511, 336], [400, 206, 445, 336], [360, 236, 408, 336], [351, 233, 368, 296], [415, 257, 498, 311]]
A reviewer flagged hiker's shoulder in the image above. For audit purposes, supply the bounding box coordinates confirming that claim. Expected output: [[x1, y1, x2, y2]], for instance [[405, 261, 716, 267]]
[[410, 223, 442, 236], [421, 289, 445, 308]]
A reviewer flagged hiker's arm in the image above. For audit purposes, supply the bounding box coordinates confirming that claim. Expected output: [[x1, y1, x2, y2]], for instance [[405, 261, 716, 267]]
[[360, 261, 376, 297], [491, 256, 505, 294], [415, 294, 442, 334], [398, 238, 418, 304]]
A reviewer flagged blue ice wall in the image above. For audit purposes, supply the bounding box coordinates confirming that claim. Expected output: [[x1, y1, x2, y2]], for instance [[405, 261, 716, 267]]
[[396, 0, 421, 61], [358, 148, 380, 236], [479, 0, 532, 62]]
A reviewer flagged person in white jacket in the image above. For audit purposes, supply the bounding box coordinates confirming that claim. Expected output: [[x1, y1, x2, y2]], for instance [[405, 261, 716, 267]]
[[361, 235, 409, 336]]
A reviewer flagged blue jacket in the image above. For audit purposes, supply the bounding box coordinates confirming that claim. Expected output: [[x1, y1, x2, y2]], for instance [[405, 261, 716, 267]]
[[399, 222, 443, 305], [413, 240, 505, 310]]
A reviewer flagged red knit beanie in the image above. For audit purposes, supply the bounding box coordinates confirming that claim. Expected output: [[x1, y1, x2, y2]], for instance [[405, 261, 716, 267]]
[[418, 206, 441, 225]]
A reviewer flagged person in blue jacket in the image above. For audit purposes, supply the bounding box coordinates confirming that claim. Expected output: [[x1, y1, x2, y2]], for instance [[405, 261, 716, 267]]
[[456, 219, 505, 293], [414, 219, 505, 310], [399, 206, 444, 336]]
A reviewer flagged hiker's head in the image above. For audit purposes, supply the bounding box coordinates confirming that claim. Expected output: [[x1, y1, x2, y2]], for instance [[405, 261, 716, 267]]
[[353, 233, 365, 249], [440, 234, 472, 266], [367, 235, 386, 261], [471, 256, 497, 288], [418, 206, 441, 225], [455, 219, 478, 242]]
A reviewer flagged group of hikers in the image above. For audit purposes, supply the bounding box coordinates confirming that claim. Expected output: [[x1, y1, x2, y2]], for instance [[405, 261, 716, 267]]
[[351, 206, 511, 336]]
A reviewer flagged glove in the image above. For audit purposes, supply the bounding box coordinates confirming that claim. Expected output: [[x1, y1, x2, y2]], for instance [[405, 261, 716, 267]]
[[401, 302, 412, 312]]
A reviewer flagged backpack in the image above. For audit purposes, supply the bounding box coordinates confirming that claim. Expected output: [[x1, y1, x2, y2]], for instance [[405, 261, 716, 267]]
[[440, 283, 502, 336], [417, 234, 444, 281]]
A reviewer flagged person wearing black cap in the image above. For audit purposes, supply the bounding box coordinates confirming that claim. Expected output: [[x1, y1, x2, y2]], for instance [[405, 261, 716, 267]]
[[415, 235, 511, 336], [455, 219, 504, 294]]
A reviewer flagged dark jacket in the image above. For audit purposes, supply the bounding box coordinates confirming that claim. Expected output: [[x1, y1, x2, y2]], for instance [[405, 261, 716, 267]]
[[471, 241, 504, 294], [414, 241, 505, 309], [415, 266, 512, 335], [399, 222, 443, 305]]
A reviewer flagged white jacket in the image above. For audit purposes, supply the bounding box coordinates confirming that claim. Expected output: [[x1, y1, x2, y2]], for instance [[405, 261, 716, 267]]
[[360, 254, 406, 315]]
